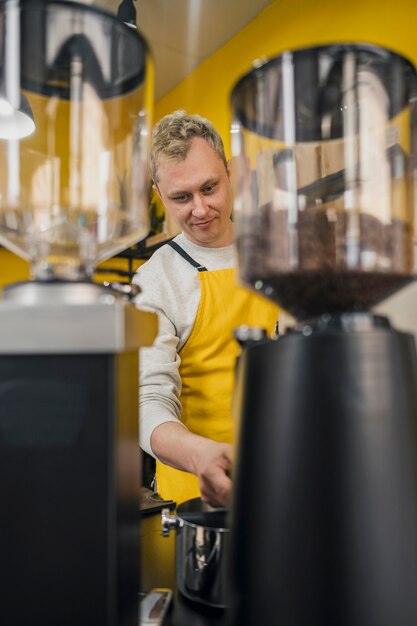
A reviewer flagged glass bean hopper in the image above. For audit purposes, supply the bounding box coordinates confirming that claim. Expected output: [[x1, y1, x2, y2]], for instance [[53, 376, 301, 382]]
[[0, 0, 152, 281], [231, 44, 417, 320]]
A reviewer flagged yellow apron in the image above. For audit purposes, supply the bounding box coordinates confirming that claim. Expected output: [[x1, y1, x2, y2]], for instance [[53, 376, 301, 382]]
[[156, 244, 279, 504]]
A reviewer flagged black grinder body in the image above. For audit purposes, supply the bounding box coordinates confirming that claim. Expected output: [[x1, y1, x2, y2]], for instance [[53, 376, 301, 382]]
[[0, 351, 140, 626], [230, 316, 417, 626]]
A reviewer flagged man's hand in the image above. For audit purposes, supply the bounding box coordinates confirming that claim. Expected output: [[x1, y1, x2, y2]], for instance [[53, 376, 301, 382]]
[[150, 422, 233, 507], [192, 440, 233, 507]]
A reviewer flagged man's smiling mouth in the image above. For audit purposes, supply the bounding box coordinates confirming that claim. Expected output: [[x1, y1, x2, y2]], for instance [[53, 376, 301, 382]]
[[193, 219, 213, 227]]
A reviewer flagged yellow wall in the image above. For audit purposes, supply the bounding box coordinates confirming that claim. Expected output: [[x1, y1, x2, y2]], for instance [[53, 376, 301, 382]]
[[0, 249, 30, 290], [155, 0, 417, 155], [0, 251, 143, 291], [94, 255, 143, 284]]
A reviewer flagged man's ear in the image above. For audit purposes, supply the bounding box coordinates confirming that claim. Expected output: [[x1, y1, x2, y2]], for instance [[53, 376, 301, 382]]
[[226, 158, 236, 188], [153, 182, 162, 201]]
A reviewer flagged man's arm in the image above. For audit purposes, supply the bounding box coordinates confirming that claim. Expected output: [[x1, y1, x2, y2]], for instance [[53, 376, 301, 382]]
[[134, 254, 186, 457], [151, 422, 233, 507]]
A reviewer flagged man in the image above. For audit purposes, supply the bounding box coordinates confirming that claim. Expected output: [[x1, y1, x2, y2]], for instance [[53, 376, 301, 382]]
[[134, 110, 278, 507]]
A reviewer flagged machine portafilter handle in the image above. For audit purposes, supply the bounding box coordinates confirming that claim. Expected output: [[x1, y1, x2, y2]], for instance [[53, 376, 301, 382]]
[[102, 281, 141, 301], [234, 325, 271, 350]]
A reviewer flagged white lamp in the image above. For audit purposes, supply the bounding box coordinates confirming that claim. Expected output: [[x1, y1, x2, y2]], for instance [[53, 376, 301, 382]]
[[0, 93, 35, 140]]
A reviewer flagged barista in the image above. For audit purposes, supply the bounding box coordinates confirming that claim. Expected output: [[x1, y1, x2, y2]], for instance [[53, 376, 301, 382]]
[[134, 110, 278, 507]]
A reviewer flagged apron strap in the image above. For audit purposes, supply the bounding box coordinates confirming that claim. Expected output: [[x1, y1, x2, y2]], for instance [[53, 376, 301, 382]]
[[167, 240, 208, 272]]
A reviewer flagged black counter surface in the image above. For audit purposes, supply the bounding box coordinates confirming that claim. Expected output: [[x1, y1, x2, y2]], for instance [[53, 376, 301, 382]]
[[140, 511, 228, 625]]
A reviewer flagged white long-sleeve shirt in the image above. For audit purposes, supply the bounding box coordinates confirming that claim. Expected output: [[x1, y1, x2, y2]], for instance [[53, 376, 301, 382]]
[[133, 232, 237, 456]]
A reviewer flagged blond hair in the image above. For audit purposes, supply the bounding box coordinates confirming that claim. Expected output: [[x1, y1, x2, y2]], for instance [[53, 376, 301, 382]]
[[150, 110, 227, 182]]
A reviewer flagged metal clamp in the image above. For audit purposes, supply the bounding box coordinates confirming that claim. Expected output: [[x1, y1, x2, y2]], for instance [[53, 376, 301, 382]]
[[161, 508, 181, 537]]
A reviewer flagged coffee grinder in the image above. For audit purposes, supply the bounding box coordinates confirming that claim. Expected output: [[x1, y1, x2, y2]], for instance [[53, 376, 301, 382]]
[[0, 2, 156, 625], [229, 44, 417, 626]]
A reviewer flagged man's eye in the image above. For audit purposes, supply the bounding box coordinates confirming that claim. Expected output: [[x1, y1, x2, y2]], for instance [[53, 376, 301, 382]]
[[203, 184, 216, 194], [172, 194, 189, 202]]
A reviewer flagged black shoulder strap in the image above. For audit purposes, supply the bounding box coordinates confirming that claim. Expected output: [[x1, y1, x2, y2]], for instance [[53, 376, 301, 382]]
[[167, 240, 208, 272]]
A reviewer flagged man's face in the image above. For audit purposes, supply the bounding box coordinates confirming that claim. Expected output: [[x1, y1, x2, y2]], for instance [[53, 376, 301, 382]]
[[155, 136, 234, 248]]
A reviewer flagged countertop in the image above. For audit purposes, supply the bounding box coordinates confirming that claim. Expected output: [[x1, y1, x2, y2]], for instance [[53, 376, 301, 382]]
[[140, 511, 228, 625]]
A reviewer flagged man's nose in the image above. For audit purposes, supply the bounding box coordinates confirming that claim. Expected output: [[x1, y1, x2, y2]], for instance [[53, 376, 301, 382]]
[[192, 194, 209, 216]]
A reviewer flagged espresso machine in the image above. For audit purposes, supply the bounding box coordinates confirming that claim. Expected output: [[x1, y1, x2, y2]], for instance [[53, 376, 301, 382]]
[[229, 44, 417, 626], [0, 2, 156, 624]]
